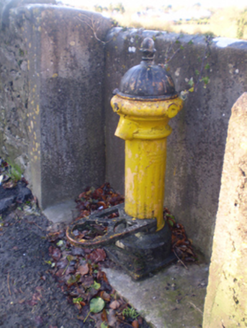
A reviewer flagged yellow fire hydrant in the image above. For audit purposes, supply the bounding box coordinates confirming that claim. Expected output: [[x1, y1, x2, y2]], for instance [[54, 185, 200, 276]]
[[111, 38, 183, 231]]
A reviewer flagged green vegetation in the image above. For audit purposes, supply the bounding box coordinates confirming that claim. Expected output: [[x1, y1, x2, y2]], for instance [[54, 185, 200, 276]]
[[122, 306, 139, 319], [237, 8, 247, 39], [7, 160, 23, 181], [75, 2, 247, 40]]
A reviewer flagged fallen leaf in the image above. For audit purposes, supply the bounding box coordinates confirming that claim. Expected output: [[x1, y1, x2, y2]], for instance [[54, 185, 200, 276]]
[[77, 263, 89, 276], [87, 249, 106, 263], [81, 276, 94, 289], [49, 246, 61, 261], [132, 320, 139, 328], [100, 291, 111, 302], [108, 309, 117, 327], [97, 270, 108, 283], [110, 300, 120, 310], [91, 281, 101, 290], [90, 297, 105, 313], [101, 308, 108, 323]]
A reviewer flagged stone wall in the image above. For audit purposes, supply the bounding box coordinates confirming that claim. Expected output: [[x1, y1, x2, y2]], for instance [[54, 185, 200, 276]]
[[104, 28, 247, 261]]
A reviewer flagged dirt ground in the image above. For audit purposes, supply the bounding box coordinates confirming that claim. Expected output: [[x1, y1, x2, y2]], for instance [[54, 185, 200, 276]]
[[0, 207, 95, 328]]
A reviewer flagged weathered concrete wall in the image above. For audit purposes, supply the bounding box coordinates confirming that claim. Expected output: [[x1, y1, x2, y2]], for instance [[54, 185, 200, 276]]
[[0, 0, 57, 180], [104, 28, 247, 261], [203, 93, 247, 328], [23, 5, 111, 208], [0, 3, 112, 209]]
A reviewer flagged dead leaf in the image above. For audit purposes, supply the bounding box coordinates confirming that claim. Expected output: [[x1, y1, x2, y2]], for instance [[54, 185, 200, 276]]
[[110, 300, 120, 310], [87, 249, 106, 263], [49, 246, 61, 261], [132, 320, 139, 328], [100, 291, 111, 302], [108, 309, 117, 327], [81, 276, 94, 289], [101, 308, 108, 323], [97, 270, 109, 283], [77, 263, 89, 276]]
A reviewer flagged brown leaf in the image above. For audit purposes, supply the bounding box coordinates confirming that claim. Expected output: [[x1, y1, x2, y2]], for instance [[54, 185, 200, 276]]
[[100, 291, 111, 302], [87, 249, 106, 263], [77, 263, 89, 276], [132, 320, 139, 328], [110, 300, 120, 310], [101, 308, 108, 323], [108, 309, 117, 327], [97, 270, 109, 283], [49, 246, 61, 261], [81, 275, 94, 289]]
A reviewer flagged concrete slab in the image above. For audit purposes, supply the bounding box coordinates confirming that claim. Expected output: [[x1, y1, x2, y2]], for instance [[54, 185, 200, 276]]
[[104, 263, 208, 328], [43, 199, 76, 226]]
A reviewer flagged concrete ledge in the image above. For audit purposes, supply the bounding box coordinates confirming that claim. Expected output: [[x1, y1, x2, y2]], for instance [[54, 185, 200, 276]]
[[43, 199, 76, 226], [104, 263, 208, 328]]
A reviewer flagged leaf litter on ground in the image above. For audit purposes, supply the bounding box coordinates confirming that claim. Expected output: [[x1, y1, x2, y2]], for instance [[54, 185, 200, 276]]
[[47, 182, 197, 327]]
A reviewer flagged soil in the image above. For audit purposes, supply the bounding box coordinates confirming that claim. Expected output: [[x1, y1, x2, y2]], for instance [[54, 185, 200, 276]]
[[0, 207, 93, 328], [0, 204, 151, 328]]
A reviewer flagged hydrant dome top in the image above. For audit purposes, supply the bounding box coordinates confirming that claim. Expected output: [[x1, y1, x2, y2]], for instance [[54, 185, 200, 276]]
[[115, 37, 178, 100]]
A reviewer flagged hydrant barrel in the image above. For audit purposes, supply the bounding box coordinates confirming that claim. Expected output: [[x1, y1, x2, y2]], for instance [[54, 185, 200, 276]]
[[111, 38, 183, 231]]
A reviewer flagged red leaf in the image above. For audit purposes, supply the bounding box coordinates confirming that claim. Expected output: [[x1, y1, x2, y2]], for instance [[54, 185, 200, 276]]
[[86, 248, 106, 263]]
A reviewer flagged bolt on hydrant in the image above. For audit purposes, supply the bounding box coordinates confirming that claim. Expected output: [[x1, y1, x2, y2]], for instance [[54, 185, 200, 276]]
[[67, 37, 183, 279]]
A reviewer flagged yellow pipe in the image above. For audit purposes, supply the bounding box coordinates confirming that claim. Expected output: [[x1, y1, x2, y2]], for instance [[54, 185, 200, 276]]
[[111, 95, 183, 230]]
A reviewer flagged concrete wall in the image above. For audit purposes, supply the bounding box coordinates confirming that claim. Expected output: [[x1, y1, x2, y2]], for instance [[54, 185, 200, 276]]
[[104, 28, 247, 261], [23, 5, 111, 208], [0, 0, 57, 182], [203, 93, 247, 328], [0, 2, 112, 208]]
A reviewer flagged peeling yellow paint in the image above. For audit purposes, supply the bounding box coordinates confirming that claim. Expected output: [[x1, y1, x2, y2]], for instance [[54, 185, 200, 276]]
[[35, 105, 39, 115], [111, 94, 183, 230]]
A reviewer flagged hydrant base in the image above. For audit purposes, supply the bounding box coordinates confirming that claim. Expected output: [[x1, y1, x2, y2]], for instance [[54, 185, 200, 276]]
[[105, 223, 176, 280]]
